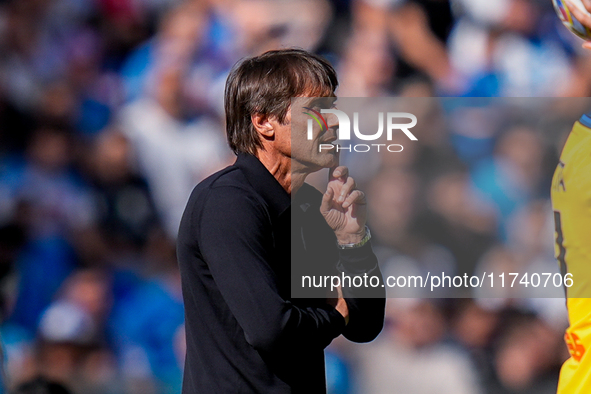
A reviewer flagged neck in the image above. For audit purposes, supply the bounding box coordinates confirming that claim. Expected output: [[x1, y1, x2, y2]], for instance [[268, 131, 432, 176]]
[[257, 150, 308, 196]]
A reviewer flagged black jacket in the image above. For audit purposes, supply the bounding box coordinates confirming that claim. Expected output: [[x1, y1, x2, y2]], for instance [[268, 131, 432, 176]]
[[177, 153, 385, 393]]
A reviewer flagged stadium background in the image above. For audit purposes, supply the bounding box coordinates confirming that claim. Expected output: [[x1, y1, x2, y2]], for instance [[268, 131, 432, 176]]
[[0, 0, 590, 392]]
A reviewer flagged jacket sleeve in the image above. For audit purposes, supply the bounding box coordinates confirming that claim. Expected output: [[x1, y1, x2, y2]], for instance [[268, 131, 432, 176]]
[[196, 186, 346, 354], [337, 242, 386, 343]]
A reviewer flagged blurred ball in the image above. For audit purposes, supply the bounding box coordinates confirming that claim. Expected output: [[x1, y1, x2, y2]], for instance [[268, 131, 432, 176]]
[[553, 0, 591, 40]]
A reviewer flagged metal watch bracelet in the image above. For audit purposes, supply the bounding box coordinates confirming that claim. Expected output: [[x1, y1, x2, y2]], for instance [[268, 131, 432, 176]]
[[337, 226, 371, 249]]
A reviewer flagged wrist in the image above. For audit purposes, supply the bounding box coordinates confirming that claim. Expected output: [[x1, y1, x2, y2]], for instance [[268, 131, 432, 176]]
[[336, 226, 371, 249]]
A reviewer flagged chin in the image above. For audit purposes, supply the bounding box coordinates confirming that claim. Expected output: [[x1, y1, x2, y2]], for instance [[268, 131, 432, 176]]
[[297, 152, 339, 173], [322, 153, 339, 168]]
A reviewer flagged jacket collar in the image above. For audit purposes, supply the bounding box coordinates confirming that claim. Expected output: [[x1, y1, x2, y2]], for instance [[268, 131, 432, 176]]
[[235, 153, 291, 217]]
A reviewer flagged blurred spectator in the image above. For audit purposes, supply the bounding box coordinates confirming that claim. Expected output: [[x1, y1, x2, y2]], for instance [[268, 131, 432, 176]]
[[490, 312, 564, 394], [29, 269, 118, 393], [84, 130, 158, 256], [118, 3, 230, 239], [109, 234, 183, 394], [0, 127, 94, 238], [451, 303, 566, 394], [13, 377, 72, 394], [470, 126, 548, 239], [367, 167, 457, 299], [388, 0, 461, 93], [1, 127, 94, 333], [356, 298, 482, 394], [337, 33, 395, 96], [448, 0, 585, 96], [452, 300, 501, 388], [416, 170, 497, 276], [0, 0, 581, 393], [118, 85, 227, 238]]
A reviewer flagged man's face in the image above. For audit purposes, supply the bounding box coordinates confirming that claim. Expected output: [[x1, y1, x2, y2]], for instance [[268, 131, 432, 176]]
[[283, 96, 339, 173]]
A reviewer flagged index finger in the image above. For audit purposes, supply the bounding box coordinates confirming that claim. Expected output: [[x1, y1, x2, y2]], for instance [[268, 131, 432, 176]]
[[329, 166, 349, 181]]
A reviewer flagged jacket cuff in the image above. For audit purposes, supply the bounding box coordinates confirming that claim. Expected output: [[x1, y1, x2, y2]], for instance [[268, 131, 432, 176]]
[[337, 241, 377, 273], [326, 306, 347, 334]]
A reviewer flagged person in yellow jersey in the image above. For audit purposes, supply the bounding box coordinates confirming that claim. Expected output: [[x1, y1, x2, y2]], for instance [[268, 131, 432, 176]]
[[552, 3, 591, 392], [551, 111, 591, 394]]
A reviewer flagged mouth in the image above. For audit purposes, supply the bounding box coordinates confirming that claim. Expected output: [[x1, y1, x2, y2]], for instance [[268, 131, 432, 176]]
[[322, 129, 338, 145]]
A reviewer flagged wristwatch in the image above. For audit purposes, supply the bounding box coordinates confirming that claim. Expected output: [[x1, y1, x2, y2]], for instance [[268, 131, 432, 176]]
[[337, 226, 371, 249]]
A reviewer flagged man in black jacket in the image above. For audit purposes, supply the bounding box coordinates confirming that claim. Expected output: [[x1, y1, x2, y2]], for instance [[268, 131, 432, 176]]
[[177, 48, 385, 393]]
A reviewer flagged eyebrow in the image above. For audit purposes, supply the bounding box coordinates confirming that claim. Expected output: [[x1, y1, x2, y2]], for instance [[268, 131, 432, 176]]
[[307, 97, 337, 107]]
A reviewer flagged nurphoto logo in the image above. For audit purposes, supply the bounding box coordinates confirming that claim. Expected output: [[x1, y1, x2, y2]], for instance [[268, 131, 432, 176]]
[[303, 108, 418, 153]]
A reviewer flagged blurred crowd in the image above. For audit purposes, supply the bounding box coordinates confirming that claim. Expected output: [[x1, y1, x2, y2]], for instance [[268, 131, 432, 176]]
[[311, 97, 583, 394], [0, 0, 589, 393]]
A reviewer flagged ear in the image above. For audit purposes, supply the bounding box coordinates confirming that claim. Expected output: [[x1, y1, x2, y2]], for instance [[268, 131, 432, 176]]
[[251, 113, 275, 139]]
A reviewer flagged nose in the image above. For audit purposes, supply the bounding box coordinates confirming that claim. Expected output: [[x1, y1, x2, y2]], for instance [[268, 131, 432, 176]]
[[325, 111, 339, 130]]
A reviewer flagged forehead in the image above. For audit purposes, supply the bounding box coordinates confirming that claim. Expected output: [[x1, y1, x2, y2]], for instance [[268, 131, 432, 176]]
[[289, 83, 336, 116], [295, 96, 337, 109]]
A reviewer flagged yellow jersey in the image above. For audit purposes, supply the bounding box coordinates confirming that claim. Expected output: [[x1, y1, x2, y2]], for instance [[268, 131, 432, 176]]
[[552, 118, 591, 394]]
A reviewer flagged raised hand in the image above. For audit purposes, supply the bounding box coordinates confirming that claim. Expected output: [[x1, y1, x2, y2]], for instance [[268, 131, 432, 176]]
[[320, 166, 367, 245]]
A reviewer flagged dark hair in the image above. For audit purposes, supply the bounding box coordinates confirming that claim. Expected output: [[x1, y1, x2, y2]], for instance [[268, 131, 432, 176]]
[[224, 48, 338, 156], [13, 377, 72, 394]]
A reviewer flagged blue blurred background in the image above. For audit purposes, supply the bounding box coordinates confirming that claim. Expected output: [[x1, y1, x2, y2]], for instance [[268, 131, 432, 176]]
[[0, 0, 590, 393]]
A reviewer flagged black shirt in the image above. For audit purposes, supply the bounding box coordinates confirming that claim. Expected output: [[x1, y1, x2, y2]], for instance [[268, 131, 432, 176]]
[[177, 153, 385, 393]]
